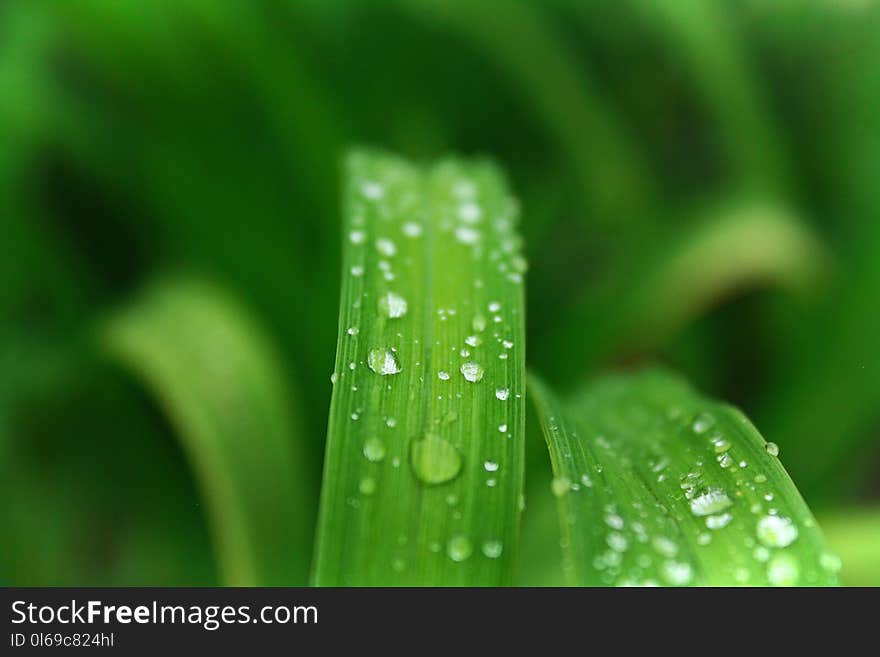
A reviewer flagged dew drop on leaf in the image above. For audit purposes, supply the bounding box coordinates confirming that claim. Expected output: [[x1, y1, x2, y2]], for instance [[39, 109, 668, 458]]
[[691, 412, 715, 434], [756, 515, 798, 548], [376, 238, 397, 257], [706, 512, 733, 530], [661, 560, 693, 586], [767, 553, 800, 586], [495, 387, 510, 401], [447, 535, 473, 562], [409, 434, 463, 485], [367, 348, 402, 375], [460, 361, 484, 383], [363, 437, 386, 463], [481, 540, 503, 559], [689, 488, 733, 516], [359, 477, 376, 495], [551, 476, 571, 497], [378, 292, 408, 319], [765, 442, 780, 457]]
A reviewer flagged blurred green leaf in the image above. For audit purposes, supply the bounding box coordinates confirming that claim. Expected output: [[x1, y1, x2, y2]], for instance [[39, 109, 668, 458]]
[[819, 509, 880, 586], [103, 278, 313, 585], [313, 151, 526, 585], [543, 199, 828, 376], [529, 370, 838, 586]]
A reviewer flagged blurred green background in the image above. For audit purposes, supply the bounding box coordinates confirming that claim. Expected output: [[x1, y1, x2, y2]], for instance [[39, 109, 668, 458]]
[[2, 0, 878, 586]]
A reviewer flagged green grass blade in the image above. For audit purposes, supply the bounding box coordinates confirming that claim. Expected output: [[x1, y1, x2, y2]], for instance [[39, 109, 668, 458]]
[[102, 278, 313, 585], [313, 150, 526, 585], [529, 370, 838, 586]]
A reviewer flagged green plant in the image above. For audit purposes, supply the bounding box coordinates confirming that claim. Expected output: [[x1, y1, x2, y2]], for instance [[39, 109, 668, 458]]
[[2, 0, 878, 588]]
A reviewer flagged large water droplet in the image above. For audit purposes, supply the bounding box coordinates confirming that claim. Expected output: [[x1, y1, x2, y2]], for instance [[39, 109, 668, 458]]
[[661, 560, 693, 586], [551, 476, 571, 498], [447, 535, 473, 562], [409, 434, 462, 485], [378, 292, 408, 319], [756, 515, 798, 548], [691, 412, 715, 434], [460, 361, 484, 383], [359, 477, 376, 495], [706, 512, 733, 530], [495, 387, 510, 401], [376, 238, 397, 257], [367, 348, 402, 375], [363, 437, 386, 463], [820, 552, 842, 574], [765, 442, 780, 457], [767, 553, 799, 586], [652, 536, 678, 558], [481, 539, 503, 559], [689, 488, 733, 516]]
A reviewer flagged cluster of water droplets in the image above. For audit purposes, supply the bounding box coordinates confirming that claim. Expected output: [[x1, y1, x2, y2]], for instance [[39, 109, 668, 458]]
[[332, 161, 529, 572]]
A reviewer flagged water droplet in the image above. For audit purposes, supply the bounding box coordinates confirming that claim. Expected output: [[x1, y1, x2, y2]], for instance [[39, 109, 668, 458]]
[[376, 238, 397, 257], [706, 512, 733, 530], [455, 226, 480, 245], [605, 514, 625, 530], [350, 265, 364, 277], [551, 476, 571, 497], [712, 437, 731, 453], [689, 488, 733, 516], [402, 222, 422, 238], [360, 181, 385, 199], [495, 388, 510, 401], [765, 442, 780, 457], [386, 417, 397, 428], [484, 460, 499, 472], [367, 348, 402, 375], [349, 230, 366, 245], [409, 434, 463, 485], [458, 202, 482, 223], [363, 437, 386, 463], [754, 474, 767, 484], [498, 424, 508, 433], [607, 532, 629, 552], [359, 477, 376, 495], [378, 292, 408, 319], [502, 340, 514, 349], [652, 537, 678, 558], [692, 412, 715, 434], [481, 539, 503, 559], [460, 361, 484, 383], [465, 335, 481, 347], [820, 552, 842, 574], [330, 372, 338, 385], [661, 560, 693, 586], [347, 326, 359, 336], [767, 553, 799, 586], [756, 515, 798, 548], [438, 370, 450, 381], [717, 453, 734, 468], [447, 535, 473, 562]]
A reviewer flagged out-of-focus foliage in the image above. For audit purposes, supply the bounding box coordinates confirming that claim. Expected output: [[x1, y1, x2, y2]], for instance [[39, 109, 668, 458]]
[[1, 0, 878, 584]]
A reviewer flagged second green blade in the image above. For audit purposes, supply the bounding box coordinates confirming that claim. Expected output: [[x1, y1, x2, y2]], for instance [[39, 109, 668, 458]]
[[313, 151, 527, 585]]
